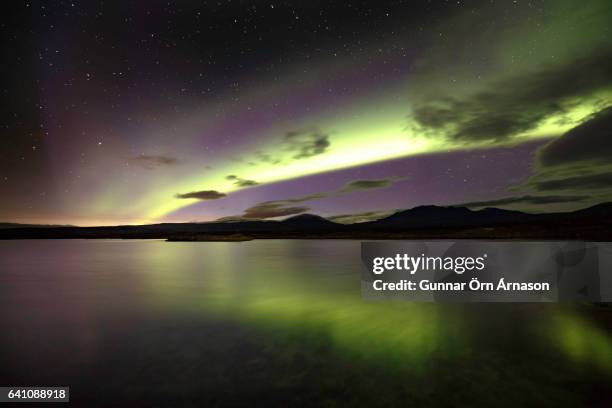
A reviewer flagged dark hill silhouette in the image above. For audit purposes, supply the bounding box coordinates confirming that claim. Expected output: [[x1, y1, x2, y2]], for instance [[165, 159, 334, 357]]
[[0, 223, 74, 229], [562, 202, 612, 218], [0, 203, 611, 240], [361, 205, 530, 229], [282, 214, 339, 229]]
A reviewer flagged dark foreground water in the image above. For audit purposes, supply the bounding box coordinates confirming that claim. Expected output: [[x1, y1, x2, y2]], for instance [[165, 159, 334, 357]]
[[1, 240, 611, 407]]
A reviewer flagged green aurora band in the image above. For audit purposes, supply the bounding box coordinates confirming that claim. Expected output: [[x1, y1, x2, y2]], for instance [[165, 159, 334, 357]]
[[80, 0, 612, 223]]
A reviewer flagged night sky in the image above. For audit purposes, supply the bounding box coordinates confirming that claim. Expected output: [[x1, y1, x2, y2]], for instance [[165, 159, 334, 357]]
[[1, 0, 611, 225]]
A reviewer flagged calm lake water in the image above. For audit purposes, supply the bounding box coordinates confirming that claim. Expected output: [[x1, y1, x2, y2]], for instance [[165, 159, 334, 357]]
[[1, 239, 611, 407]]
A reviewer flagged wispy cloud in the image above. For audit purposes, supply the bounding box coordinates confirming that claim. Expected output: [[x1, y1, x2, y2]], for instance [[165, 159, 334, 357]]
[[241, 202, 310, 219], [338, 177, 405, 193], [284, 129, 331, 159], [328, 210, 398, 224], [225, 174, 259, 187], [175, 190, 227, 200], [410, 51, 612, 143], [218, 176, 406, 220], [458, 194, 587, 208]]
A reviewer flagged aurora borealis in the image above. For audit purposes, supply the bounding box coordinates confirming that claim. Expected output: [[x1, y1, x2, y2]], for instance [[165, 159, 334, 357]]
[[1, 0, 611, 225]]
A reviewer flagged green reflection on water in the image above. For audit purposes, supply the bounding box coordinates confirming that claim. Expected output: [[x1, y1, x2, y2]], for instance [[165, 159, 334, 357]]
[[138, 241, 466, 365], [136, 240, 612, 372], [229, 294, 462, 364], [548, 309, 612, 373]]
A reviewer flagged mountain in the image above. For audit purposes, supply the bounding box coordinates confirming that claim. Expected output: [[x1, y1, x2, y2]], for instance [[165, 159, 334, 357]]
[[0, 203, 610, 240], [0, 213, 346, 240], [281, 214, 339, 229], [362, 205, 530, 229], [0, 223, 74, 229], [561, 202, 612, 218]]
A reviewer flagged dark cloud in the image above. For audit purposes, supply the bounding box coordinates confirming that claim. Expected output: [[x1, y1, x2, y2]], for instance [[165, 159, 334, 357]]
[[238, 193, 327, 219], [280, 177, 402, 200], [130, 154, 179, 169], [217, 194, 325, 221], [220, 177, 405, 220], [215, 216, 248, 222], [533, 172, 612, 191], [285, 129, 331, 159], [281, 193, 329, 202], [327, 210, 397, 224], [235, 179, 259, 187], [538, 107, 612, 167], [459, 194, 587, 208], [338, 178, 402, 193], [175, 190, 227, 200], [242, 202, 309, 219], [458, 109, 612, 204], [518, 108, 612, 198], [410, 51, 612, 142], [225, 174, 259, 187], [249, 129, 332, 166]]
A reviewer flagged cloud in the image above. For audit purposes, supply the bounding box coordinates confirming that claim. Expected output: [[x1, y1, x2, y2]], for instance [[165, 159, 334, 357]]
[[225, 174, 259, 187], [538, 107, 612, 167], [327, 210, 398, 224], [215, 216, 248, 222], [284, 129, 331, 159], [410, 51, 612, 142], [280, 193, 329, 202], [338, 178, 404, 193], [250, 129, 332, 166], [533, 172, 612, 191], [130, 154, 179, 169], [518, 107, 612, 198], [234, 193, 327, 220], [235, 179, 259, 187], [273, 177, 403, 206], [216, 199, 312, 221], [175, 190, 227, 200], [241, 202, 309, 219], [481, 106, 612, 212], [458, 194, 588, 208], [218, 176, 405, 220]]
